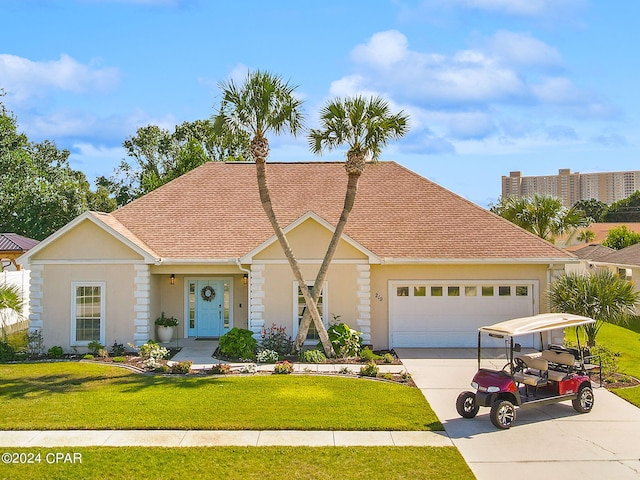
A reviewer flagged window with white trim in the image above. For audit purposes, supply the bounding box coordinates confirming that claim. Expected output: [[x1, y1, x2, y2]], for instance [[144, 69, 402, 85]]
[[293, 282, 327, 344], [71, 283, 105, 346]]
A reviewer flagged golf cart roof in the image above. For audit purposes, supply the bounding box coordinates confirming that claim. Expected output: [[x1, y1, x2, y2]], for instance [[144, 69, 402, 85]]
[[479, 313, 596, 337]]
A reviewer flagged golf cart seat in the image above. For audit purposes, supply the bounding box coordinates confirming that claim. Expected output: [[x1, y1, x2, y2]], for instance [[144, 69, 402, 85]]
[[514, 355, 548, 386], [542, 350, 576, 381]]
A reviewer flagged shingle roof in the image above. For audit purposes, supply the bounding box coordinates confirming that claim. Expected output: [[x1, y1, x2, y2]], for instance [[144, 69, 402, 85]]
[[109, 161, 573, 261], [0, 233, 39, 252], [571, 244, 615, 261], [597, 242, 640, 267]]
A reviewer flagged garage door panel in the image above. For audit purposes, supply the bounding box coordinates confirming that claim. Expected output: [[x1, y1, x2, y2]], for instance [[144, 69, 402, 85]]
[[389, 281, 536, 348]]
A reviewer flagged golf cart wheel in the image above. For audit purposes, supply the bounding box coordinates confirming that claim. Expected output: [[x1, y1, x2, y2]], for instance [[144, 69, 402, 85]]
[[456, 391, 480, 418], [490, 399, 516, 429], [572, 385, 594, 413]]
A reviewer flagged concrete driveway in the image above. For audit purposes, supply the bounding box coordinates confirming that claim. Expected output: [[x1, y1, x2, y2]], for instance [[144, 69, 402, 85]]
[[396, 348, 640, 480]]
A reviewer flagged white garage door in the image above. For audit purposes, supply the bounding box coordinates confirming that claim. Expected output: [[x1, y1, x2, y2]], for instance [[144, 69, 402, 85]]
[[389, 280, 537, 348]]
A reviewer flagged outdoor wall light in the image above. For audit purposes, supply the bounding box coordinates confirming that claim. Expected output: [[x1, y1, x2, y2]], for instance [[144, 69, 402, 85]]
[[170, 274, 175, 286], [242, 273, 248, 286]]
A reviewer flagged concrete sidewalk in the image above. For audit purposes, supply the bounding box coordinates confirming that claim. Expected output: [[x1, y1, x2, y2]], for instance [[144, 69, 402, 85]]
[[0, 430, 451, 448]]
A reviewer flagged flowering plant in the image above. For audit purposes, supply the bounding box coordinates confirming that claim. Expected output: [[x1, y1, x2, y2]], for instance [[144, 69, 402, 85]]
[[155, 312, 179, 327], [272, 360, 294, 374], [137, 340, 170, 369], [256, 349, 279, 363]]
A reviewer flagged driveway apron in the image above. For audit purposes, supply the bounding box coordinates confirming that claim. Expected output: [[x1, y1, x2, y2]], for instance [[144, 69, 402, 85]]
[[396, 348, 640, 480]]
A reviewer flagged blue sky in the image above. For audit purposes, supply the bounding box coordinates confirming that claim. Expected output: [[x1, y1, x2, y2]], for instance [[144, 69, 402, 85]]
[[1, 0, 638, 207]]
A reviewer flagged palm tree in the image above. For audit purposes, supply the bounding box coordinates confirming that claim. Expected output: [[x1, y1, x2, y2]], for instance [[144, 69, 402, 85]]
[[549, 270, 640, 346], [215, 70, 335, 356], [491, 194, 590, 242], [0, 283, 24, 337], [293, 96, 409, 350]]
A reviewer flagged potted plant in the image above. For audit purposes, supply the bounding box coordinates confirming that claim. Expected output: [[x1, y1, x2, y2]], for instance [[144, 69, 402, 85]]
[[155, 312, 179, 343]]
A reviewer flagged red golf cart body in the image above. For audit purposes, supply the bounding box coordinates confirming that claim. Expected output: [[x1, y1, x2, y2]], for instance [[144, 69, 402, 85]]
[[456, 313, 598, 429]]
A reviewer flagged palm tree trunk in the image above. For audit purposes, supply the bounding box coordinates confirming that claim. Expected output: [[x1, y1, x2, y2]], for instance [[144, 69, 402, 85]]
[[293, 166, 361, 351], [253, 145, 335, 357]]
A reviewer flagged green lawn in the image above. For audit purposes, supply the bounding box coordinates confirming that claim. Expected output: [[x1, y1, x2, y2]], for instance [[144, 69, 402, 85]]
[[597, 317, 640, 407], [0, 362, 441, 431], [0, 447, 473, 480]]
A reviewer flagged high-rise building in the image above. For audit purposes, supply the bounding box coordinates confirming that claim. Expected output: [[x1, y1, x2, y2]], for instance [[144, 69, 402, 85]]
[[502, 169, 640, 207]]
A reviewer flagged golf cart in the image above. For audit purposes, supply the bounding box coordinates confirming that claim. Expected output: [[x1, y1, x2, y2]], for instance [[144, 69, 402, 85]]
[[456, 313, 599, 429]]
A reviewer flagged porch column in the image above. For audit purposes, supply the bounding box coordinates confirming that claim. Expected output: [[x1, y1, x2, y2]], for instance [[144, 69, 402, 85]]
[[248, 264, 265, 338], [133, 264, 151, 346], [28, 264, 43, 332], [356, 264, 371, 344]]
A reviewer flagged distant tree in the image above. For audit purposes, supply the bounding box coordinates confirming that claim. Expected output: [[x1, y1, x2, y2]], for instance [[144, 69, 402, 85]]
[[0, 98, 104, 240], [572, 198, 607, 222], [549, 270, 640, 346], [601, 191, 640, 222], [602, 225, 640, 250], [101, 119, 251, 207], [576, 229, 596, 243], [490, 195, 590, 242]]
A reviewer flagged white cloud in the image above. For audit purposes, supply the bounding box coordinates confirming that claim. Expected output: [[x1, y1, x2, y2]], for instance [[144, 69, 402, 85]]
[[0, 54, 120, 102], [351, 30, 409, 68], [427, 0, 585, 18], [486, 30, 563, 68], [20, 108, 176, 144]]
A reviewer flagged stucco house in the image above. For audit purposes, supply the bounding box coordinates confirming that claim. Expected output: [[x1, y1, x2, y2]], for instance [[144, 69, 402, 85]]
[[18, 161, 576, 351]]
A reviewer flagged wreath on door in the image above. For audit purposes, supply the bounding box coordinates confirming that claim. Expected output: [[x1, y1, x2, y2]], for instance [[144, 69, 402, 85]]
[[201, 285, 216, 302]]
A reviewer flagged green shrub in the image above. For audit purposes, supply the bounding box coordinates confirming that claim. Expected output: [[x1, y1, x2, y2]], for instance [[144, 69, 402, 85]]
[[112, 356, 127, 363], [382, 353, 394, 364], [170, 361, 193, 374], [111, 341, 125, 356], [587, 344, 620, 377], [301, 349, 327, 363], [400, 371, 412, 382], [338, 366, 353, 375], [324, 323, 363, 358], [273, 360, 294, 374], [82, 354, 94, 360], [155, 365, 170, 374], [359, 360, 379, 378], [47, 346, 64, 358], [0, 339, 16, 361], [260, 323, 294, 356], [87, 341, 103, 355], [210, 363, 231, 375], [360, 347, 382, 361], [218, 328, 257, 360], [381, 372, 393, 380]]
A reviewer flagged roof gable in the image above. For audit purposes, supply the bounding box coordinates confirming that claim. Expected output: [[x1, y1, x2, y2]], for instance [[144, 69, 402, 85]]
[[109, 161, 574, 262], [19, 212, 157, 264], [244, 212, 378, 263]]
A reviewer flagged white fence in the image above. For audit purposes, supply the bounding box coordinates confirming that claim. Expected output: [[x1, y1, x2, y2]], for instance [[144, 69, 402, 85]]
[[1, 269, 30, 329]]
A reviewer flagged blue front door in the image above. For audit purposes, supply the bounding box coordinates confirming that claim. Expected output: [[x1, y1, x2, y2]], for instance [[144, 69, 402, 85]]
[[189, 279, 230, 338]]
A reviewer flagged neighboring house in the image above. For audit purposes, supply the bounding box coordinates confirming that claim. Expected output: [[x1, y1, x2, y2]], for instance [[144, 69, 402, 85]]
[[18, 162, 577, 351], [1, 233, 38, 329], [1, 233, 39, 271], [578, 242, 640, 286], [565, 243, 616, 275], [560, 223, 640, 250]]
